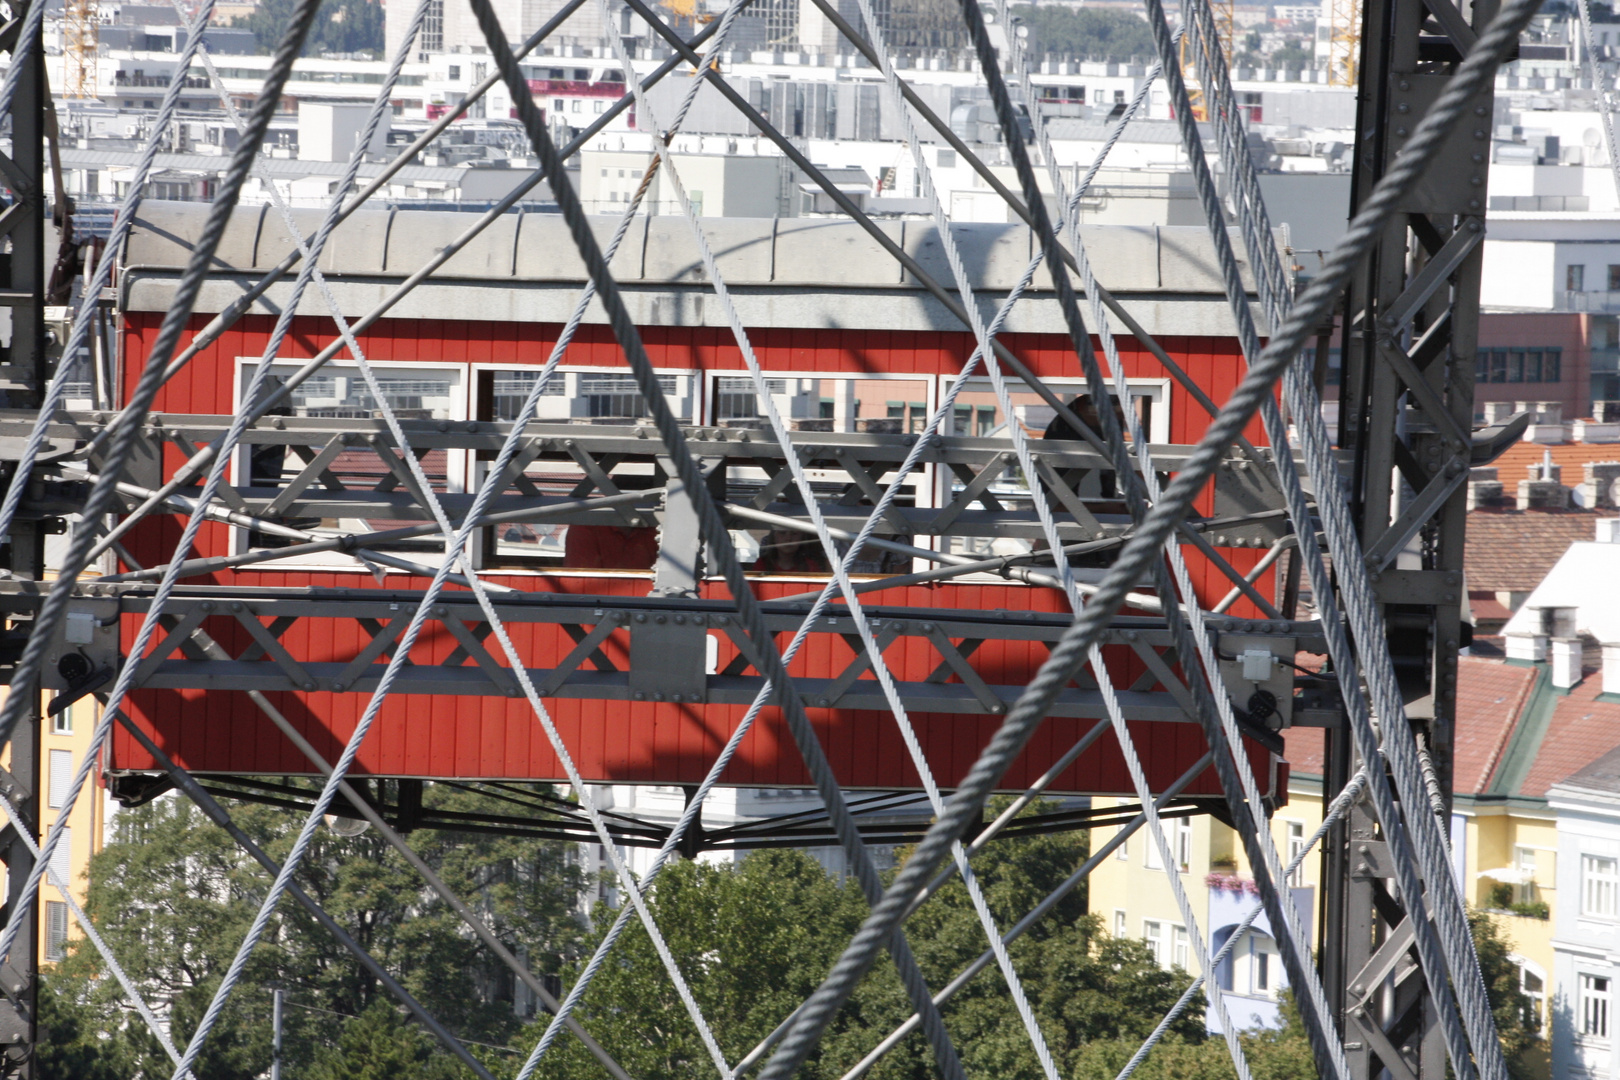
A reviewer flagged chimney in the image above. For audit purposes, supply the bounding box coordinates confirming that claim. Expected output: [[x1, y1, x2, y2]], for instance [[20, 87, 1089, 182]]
[[1505, 631, 1549, 663], [1551, 637, 1583, 690], [1578, 462, 1620, 510], [1599, 518, 1620, 544], [1482, 401, 1516, 426], [1605, 643, 1620, 696], [1468, 467, 1505, 510], [1517, 451, 1569, 509]]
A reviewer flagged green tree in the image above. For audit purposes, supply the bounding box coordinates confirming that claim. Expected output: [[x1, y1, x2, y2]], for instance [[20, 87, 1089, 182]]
[[531, 800, 1205, 1080], [43, 783, 585, 1077], [1468, 910, 1541, 1079], [1010, 6, 1157, 62], [233, 0, 384, 57]]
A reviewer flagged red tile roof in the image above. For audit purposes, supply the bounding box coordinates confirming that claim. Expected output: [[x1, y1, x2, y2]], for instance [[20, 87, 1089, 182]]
[[1489, 442, 1620, 480], [1519, 675, 1620, 797], [1282, 725, 1324, 777], [1452, 657, 1538, 795], [1465, 509, 1604, 591]]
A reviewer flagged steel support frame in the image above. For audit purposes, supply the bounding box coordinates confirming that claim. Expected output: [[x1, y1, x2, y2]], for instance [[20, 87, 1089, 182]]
[[0, 0, 48, 1067], [1324, 0, 1495, 1071]]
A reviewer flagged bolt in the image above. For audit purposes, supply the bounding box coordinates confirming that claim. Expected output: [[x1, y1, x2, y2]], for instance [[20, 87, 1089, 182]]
[[819, 697, 830, 706], [655, 614, 667, 624], [466, 421, 479, 433], [438, 420, 450, 432], [1470, 199, 1481, 210], [1470, 176, 1482, 186], [716, 615, 728, 626], [1444, 592, 1456, 602], [634, 691, 646, 701], [1397, 79, 1409, 90], [1472, 153, 1484, 164], [333, 682, 347, 692], [506, 685, 520, 697], [201, 601, 215, 612], [230, 601, 244, 612], [674, 614, 686, 625], [653, 692, 665, 702], [921, 622, 934, 632], [1473, 129, 1486, 140], [302, 680, 317, 692], [434, 605, 447, 617], [1475, 104, 1488, 116], [635, 613, 647, 623]]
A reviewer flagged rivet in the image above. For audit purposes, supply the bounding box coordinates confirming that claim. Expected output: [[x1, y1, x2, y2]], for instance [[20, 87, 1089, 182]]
[[434, 605, 447, 617], [1469, 199, 1481, 210], [655, 614, 667, 624], [230, 601, 243, 612], [506, 685, 520, 697], [635, 613, 648, 623], [1473, 129, 1486, 140], [921, 622, 934, 632], [653, 692, 665, 702], [818, 697, 830, 706], [466, 421, 479, 432], [674, 614, 686, 625], [1474, 104, 1488, 116], [1398, 79, 1409, 90], [200, 601, 215, 612], [303, 680, 317, 691], [634, 691, 646, 700], [1396, 102, 1409, 113], [1395, 127, 1408, 137], [438, 420, 450, 432], [333, 682, 347, 692]]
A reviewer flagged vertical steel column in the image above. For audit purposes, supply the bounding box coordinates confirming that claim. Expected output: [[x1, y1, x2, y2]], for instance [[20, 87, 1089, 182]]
[[1325, 0, 1499, 1071], [0, 1, 51, 1071]]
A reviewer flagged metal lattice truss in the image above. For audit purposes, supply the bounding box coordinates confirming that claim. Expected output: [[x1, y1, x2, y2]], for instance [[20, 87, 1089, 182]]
[[0, 0, 1544, 1069]]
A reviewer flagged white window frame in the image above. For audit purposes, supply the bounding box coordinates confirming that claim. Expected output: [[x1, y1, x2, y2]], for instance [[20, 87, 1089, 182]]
[[1174, 816, 1193, 872], [1285, 819, 1307, 887], [230, 358, 468, 571], [1145, 831, 1165, 870], [1115, 821, 1129, 860], [47, 749, 71, 811], [44, 901, 67, 963], [1113, 909, 1127, 938], [1513, 845, 1538, 903], [1584, 854, 1619, 918], [1143, 920, 1164, 966], [1510, 954, 1544, 1029], [1171, 924, 1189, 969], [1581, 972, 1611, 1040], [468, 363, 699, 574]]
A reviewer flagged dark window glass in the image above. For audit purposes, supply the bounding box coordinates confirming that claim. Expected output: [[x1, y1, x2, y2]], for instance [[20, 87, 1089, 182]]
[[1490, 350, 1508, 383], [1508, 350, 1525, 383], [1476, 351, 1491, 383], [1610, 265, 1620, 291], [1545, 349, 1561, 382], [1526, 350, 1542, 383]]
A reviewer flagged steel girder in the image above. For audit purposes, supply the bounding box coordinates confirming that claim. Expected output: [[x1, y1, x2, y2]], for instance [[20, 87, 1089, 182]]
[[1323, 0, 1501, 1072]]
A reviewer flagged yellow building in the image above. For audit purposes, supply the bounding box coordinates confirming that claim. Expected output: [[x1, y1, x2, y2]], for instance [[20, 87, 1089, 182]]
[[1087, 651, 1615, 1065], [0, 688, 110, 970]]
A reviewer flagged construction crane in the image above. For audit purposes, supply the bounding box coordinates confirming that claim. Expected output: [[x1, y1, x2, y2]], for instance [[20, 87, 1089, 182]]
[[1327, 0, 1360, 87], [1180, 0, 1235, 120], [63, 0, 100, 100]]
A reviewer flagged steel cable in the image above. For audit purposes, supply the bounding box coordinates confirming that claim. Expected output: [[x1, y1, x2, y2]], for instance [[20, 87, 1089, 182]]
[[753, 0, 1543, 1069]]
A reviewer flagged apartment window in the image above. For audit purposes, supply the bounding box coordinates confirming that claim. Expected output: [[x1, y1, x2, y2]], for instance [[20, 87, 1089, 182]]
[[1286, 820, 1307, 887], [1143, 920, 1164, 966], [1475, 348, 1562, 384], [1253, 941, 1271, 993], [1145, 831, 1164, 870], [1115, 824, 1129, 860], [44, 902, 67, 963], [48, 827, 71, 889], [1113, 910, 1127, 938], [1610, 264, 1620, 291], [1517, 960, 1545, 1025], [1585, 854, 1619, 917], [1582, 973, 1611, 1039], [1171, 924, 1189, 969], [447, 65, 460, 80], [937, 148, 956, 168], [1515, 846, 1538, 903], [420, 0, 443, 53], [50, 706, 71, 736], [1174, 817, 1193, 872], [47, 749, 71, 811], [1570, 264, 1587, 292]]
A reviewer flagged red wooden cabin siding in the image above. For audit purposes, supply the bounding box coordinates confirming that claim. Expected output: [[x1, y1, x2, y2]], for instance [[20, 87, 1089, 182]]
[[111, 313, 1278, 795]]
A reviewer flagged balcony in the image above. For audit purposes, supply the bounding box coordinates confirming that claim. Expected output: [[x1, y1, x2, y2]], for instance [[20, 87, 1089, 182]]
[[1559, 290, 1620, 313]]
